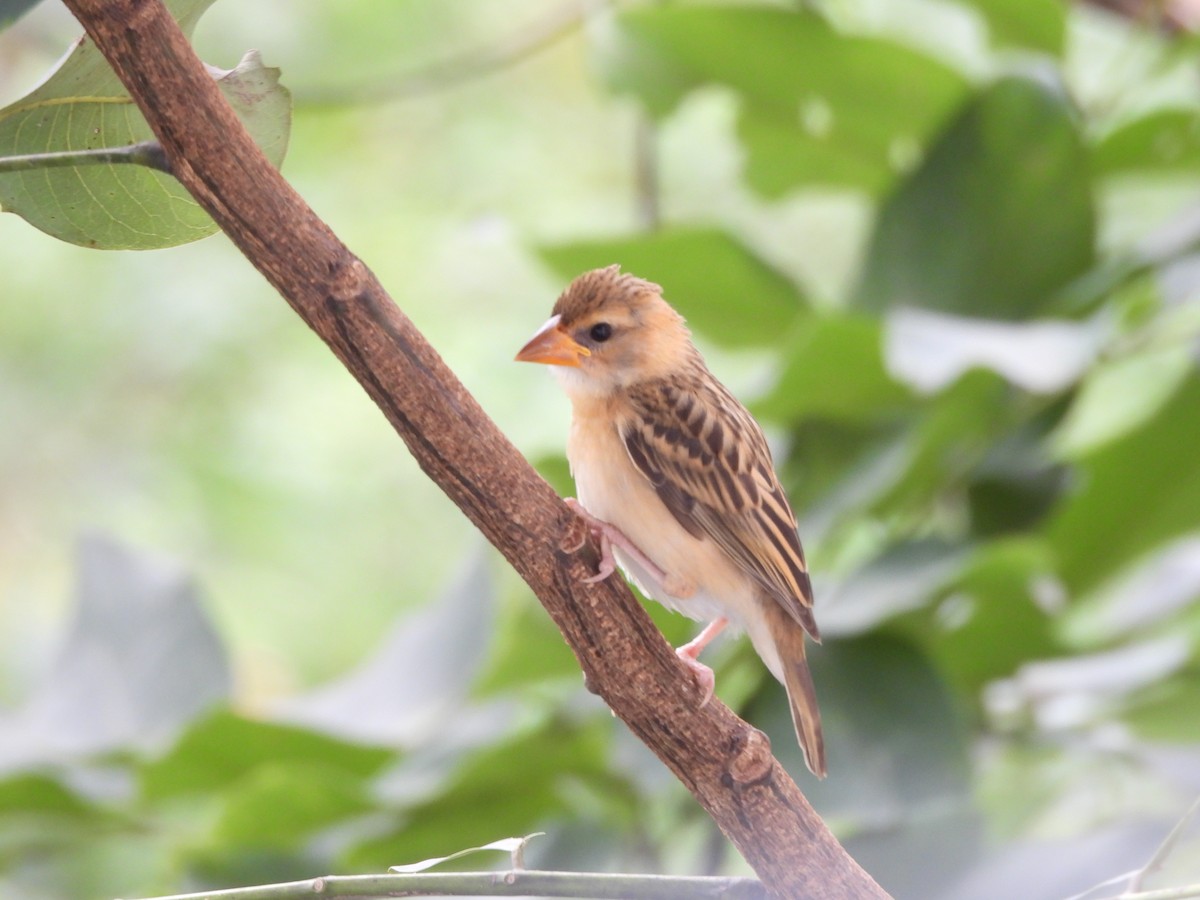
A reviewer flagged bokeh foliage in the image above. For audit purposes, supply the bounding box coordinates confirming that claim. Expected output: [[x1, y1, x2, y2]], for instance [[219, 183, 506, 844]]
[[2, 1, 1200, 899]]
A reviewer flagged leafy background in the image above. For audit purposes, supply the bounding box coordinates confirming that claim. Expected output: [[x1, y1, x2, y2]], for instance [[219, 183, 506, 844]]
[[2, 1, 1200, 898]]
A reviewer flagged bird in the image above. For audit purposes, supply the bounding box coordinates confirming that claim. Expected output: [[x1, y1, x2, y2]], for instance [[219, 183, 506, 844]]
[[516, 265, 826, 778]]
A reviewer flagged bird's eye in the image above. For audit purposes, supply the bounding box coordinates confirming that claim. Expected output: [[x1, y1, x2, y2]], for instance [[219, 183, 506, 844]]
[[589, 322, 613, 343]]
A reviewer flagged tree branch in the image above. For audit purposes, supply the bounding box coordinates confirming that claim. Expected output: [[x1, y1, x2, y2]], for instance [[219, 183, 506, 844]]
[[116, 870, 768, 900], [58, 2, 889, 898], [1082, 0, 1188, 32]]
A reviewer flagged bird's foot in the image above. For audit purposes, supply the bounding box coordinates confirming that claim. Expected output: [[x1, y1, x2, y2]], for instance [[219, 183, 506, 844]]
[[564, 498, 670, 586], [675, 650, 716, 706], [675, 617, 729, 707]]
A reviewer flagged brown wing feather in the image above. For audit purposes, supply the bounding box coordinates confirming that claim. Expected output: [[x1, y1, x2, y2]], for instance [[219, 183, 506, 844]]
[[622, 370, 819, 640]]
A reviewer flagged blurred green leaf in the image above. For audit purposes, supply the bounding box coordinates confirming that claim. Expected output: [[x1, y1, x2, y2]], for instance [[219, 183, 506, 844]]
[[977, 744, 1179, 843], [0, 0, 41, 28], [538, 228, 805, 347], [736, 108, 893, 196], [884, 309, 1102, 394], [345, 720, 614, 870], [778, 419, 896, 519], [531, 453, 574, 500], [0, 0, 290, 249], [1052, 345, 1194, 458], [955, 0, 1066, 54], [275, 551, 496, 746], [773, 634, 970, 819], [1125, 675, 1200, 742], [477, 597, 581, 694], [1060, 536, 1200, 647], [0, 535, 230, 773], [968, 427, 1069, 536], [1093, 109, 1200, 175], [213, 762, 377, 851], [140, 710, 394, 801], [603, 6, 967, 195], [1048, 372, 1200, 594], [820, 540, 968, 636], [0, 773, 99, 818], [967, 465, 1065, 537], [844, 809, 986, 900], [854, 76, 1095, 318], [873, 370, 1015, 515], [754, 314, 913, 422], [919, 539, 1060, 693]]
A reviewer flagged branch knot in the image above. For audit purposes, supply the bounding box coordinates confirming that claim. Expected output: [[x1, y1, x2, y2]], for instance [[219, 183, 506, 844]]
[[726, 727, 774, 787]]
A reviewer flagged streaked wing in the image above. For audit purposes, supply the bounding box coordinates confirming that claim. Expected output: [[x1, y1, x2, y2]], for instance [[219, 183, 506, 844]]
[[621, 372, 818, 639]]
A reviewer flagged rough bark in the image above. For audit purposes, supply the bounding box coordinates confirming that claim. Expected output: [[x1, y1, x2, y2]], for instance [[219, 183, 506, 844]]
[[58, 2, 890, 898]]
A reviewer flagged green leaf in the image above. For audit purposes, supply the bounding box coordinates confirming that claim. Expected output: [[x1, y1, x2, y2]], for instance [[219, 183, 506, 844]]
[[1051, 344, 1194, 458], [967, 454, 1066, 537], [537, 228, 805, 348], [0, 773, 100, 818], [276, 551, 496, 745], [602, 6, 968, 196], [0, 535, 230, 770], [767, 634, 970, 818], [755, 314, 913, 422], [955, 0, 1066, 54], [345, 720, 613, 870], [820, 541, 969, 636], [1124, 674, 1200, 742], [872, 370, 1016, 517], [0, 0, 41, 28], [140, 710, 394, 801], [1093, 109, 1200, 175], [476, 597, 580, 694], [919, 539, 1060, 693], [212, 762, 377, 851], [532, 453, 574, 499], [1047, 372, 1200, 594], [0, 0, 290, 249], [854, 76, 1095, 319], [736, 105, 899, 196], [1059, 536, 1200, 647]]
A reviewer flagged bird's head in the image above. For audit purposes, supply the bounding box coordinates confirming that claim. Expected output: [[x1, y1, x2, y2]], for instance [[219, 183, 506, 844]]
[[516, 265, 694, 398]]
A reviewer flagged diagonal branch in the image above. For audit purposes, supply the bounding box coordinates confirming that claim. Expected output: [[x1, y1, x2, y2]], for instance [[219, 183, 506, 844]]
[[57, 2, 889, 898]]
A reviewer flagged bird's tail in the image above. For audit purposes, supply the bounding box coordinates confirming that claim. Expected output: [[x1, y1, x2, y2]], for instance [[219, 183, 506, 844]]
[[784, 644, 826, 779], [760, 602, 826, 778]]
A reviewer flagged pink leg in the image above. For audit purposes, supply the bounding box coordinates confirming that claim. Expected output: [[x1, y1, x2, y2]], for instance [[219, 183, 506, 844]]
[[565, 499, 719, 705], [675, 617, 728, 706], [564, 498, 670, 586]]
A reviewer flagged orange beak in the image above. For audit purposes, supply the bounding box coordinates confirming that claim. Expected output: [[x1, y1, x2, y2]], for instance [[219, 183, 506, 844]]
[[515, 315, 591, 367]]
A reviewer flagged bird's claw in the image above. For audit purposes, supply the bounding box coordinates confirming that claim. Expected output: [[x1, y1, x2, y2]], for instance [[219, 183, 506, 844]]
[[565, 498, 676, 589], [560, 513, 590, 555], [675, 649, 716, 707], [674, 617, 728, 707], [565, 498, 619, 584], [581, 537, 617, 584]]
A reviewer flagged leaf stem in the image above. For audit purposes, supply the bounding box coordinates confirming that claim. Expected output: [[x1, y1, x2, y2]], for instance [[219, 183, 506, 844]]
[[296, 1, 598, 108], [1128, 796, 1200, 892], [0, 140, 170, 175], [117, 870, 767, 900], [1118, 884, 1200, 900]]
